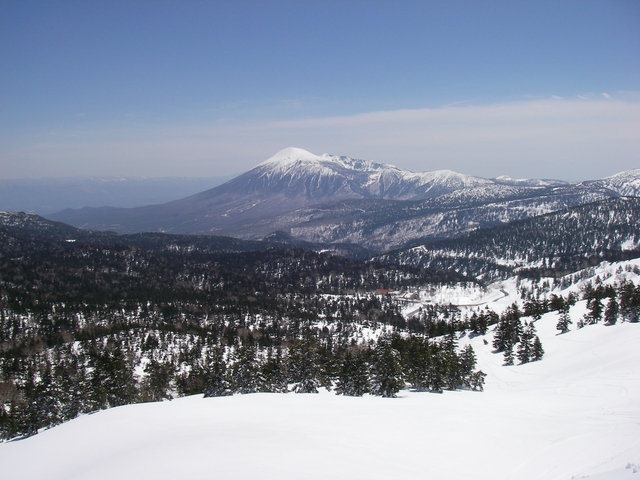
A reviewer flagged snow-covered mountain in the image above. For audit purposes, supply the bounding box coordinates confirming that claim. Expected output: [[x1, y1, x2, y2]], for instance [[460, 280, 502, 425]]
[[46, 147, 501, 235], [492, 174, 568, 187], [259, 183, 623, 251], [253, 147, 495, 200], [46, 148, 640, 251]]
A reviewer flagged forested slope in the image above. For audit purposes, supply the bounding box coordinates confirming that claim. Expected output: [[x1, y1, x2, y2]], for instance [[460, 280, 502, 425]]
[[379, 197, 640, 281]]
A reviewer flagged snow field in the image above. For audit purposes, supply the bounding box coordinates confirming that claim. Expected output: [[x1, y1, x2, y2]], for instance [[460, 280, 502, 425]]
[[2, 258, 639, 480], [2, 308, 639, 480]]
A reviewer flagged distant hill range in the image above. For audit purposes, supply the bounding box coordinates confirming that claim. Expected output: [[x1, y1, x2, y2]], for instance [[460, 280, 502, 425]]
[[0, 210, 370, 259], [46, 147, 640, 252], [3, 196, 640, 282]]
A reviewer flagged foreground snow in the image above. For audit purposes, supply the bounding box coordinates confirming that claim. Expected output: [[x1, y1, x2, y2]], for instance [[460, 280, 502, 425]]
[[2, 310, 639, 480]]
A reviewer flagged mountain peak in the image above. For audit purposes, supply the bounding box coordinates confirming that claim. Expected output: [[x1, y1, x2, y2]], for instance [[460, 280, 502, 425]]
[[259, 147, 321, 166]]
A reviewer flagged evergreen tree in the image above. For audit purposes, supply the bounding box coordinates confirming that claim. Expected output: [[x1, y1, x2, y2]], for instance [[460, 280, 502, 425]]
[[459, 344, 477, 388], [54, 349, 90, 421], [230, 342, 260, 394], [468, 370, 487, 391], [460, 343, 486, 391], [335, 349, 370, 397], [87, 344, 138, 410], [493, 304, 522, 353], [503, 340, 515, 366], [517, 323, 535, 364], [426, 341, 446, 393], [287, 336, 320, 394], [604, 297, 619, 326], [556, 304, 572, 334], [9, 365, 41, 438], [259, 347, 288, 393], [524, 297, 547, 320], [32, 363, 62, 430], [203, 347, 231, 398], [140, 359, 175, 402], [442, 334, 463, 390], [583, 284, 605, 325], [0, 404, 9, 440], [4, 398, 33, 439], [369, 336, 404, 397], [532, 335, 544, 361], [549, 294, 566, 312], [401, 336, 431, 391], [619, 281, 640, 323]]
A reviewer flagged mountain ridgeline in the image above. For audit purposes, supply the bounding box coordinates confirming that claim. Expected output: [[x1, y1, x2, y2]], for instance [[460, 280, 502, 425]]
[[47, 148, 640, 252]]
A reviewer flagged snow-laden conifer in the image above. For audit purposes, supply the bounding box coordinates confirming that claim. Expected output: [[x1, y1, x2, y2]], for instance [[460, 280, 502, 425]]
[[369, 336, 404, 398], [335, 349, 370, 397], [203, 347, 231, 398]]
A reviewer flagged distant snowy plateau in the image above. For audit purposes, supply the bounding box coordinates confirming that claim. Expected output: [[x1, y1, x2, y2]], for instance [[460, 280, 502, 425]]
[[2, 259, 640, 480], [47, 148, 640, 252]]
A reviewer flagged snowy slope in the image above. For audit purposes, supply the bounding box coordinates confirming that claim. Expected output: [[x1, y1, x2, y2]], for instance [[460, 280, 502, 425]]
[[584, 169, 640, 198], [2, 265, 639, 480], [0, 322, 637, 480]]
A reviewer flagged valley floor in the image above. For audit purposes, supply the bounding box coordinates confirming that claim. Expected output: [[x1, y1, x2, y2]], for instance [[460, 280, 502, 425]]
[[2, 306, 639, 480]]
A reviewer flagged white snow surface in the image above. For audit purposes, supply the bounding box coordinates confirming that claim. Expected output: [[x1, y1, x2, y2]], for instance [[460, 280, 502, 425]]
[[3, 316, 640, 479]]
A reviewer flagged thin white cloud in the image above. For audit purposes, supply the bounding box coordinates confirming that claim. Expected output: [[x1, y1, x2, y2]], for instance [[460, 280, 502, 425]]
[[602, 92, 611, 99], [2, 98, 639, 181]]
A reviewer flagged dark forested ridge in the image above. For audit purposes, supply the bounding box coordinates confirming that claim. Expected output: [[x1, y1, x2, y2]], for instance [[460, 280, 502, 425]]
[[0, 211, 371, 258]]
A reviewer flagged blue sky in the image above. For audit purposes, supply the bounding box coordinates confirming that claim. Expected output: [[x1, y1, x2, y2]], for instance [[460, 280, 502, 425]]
[[1, 0, 639, 181]]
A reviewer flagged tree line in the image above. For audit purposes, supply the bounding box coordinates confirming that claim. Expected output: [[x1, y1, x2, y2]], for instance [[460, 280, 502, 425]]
[[0, 330, 485, 440]]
